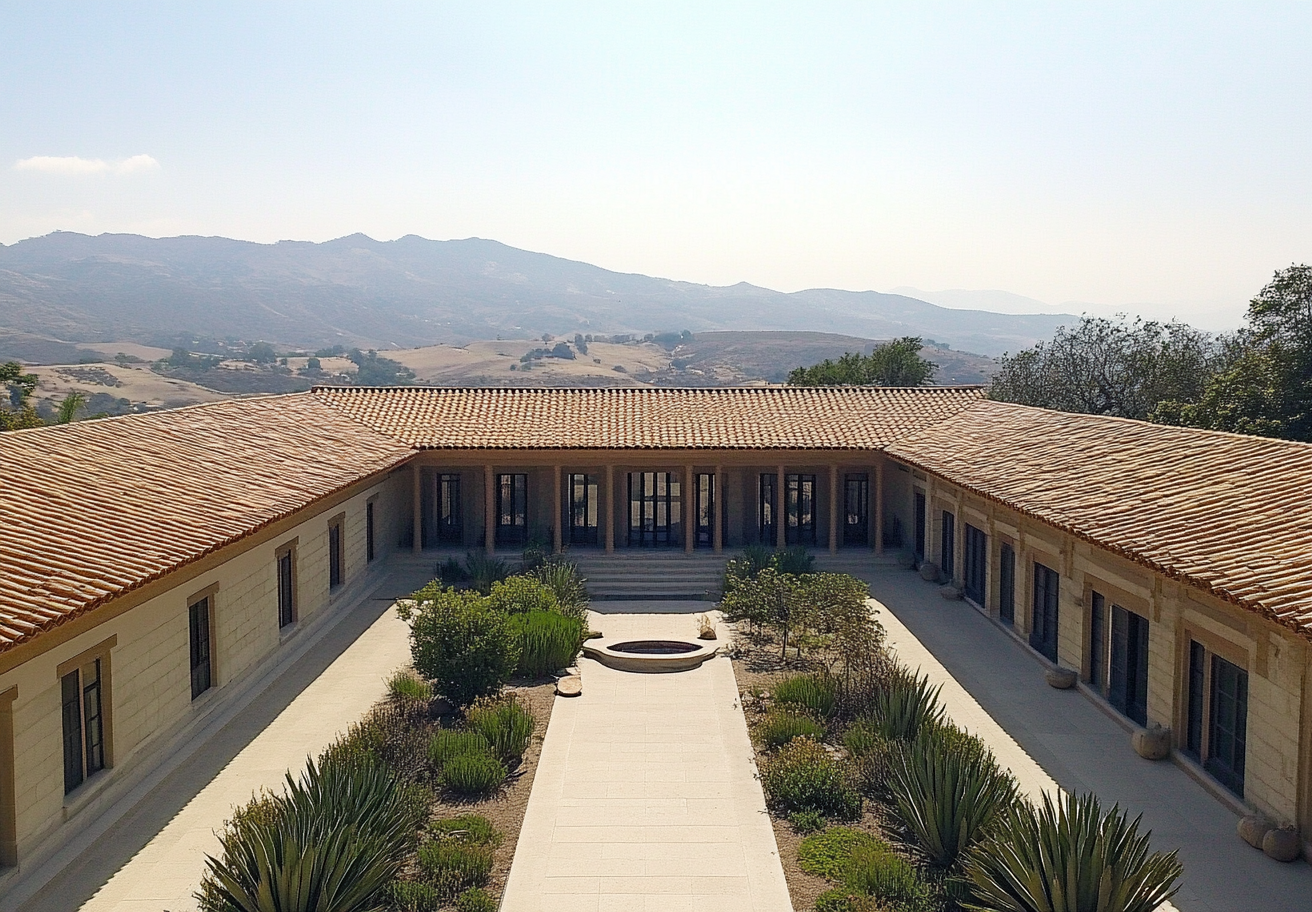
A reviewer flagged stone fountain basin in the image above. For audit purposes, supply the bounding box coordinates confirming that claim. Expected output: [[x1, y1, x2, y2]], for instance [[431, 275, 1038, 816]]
[[581, 637, 719, 673]]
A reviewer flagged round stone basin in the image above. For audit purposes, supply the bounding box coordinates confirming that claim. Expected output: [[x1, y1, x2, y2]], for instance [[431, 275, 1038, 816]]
[[582, 637, 718, 673]]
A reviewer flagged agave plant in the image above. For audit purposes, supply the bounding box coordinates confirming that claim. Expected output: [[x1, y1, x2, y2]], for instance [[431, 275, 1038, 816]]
[[887, 735, 1020, 870], [871, 670, 945, 741], [529, 558, 590, 620], [963, 791, 1182, 912]]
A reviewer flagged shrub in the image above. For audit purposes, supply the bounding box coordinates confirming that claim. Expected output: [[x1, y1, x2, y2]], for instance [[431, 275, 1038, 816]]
[[197, 755, 421, 912], [964, 792, 1182, 912], [464, 551, 510, 594], [467, 695, 536, 766], [789, 809, 828, 834], [774, 673, 838, 719], [455, 888, 499, 912], [843, 721, 893, 797], [428, 730, 493, 769], [417, 839, 494, 899], [388, 669, 434, 702], [319, 700, 432, 783], [487, 575, 560, 615], [387, 879, 443, 911], [510, 610, 585, 678], [887, 735, 1019, 870], [870, 670, 944, 741], [844, 844, 934, 911], [431, 814, 501, 847], [759, 737, 861, 820], [530, 558, 590, 620], [756, 710, 826, 750], [439, 751, 507, 797], [772, 544, 815, 575], [520, 539, 551, 572], [798, 826, 887, 880], [438, 557, 469, 586], [400, 583, 520, 707], [815, 888, 874, 912]]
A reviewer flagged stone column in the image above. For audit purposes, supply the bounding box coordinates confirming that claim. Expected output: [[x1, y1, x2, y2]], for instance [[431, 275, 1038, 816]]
[[828, 463, 839, 554], [553, 465, 563, 553], [713, 465, 724, 553], [874, 458, 884, 554], [776, 464, 787, 549], [685, 464, 696, 553], [484, 465, 496, 555], [411, 463, 423, 554], [605, 465, 616, 553]]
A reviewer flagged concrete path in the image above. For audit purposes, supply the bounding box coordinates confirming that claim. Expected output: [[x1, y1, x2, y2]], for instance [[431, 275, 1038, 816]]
[[501, 602, 792, 912], [868, 570, 1312, 912], [10, 564, 426, 912]]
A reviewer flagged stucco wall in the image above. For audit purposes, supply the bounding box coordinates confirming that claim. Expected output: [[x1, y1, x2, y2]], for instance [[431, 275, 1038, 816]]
[[0, 468, 408, 864]]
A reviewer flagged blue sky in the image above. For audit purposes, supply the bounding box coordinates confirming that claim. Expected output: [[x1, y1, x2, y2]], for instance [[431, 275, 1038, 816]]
[[3, 3, 1309, 327]]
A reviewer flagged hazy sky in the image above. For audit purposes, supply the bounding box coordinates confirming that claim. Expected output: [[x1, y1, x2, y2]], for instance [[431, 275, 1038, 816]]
[[3, 3, 1309, 329]]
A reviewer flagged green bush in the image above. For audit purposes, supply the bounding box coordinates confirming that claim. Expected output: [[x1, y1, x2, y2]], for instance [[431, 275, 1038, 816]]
[[530, 558, 590, 620], [887, 736, 1019, 869], [399, 583, 520, 707], [755, 710, 826, 750], [417, 839, 494, 899], [759, 737, 861, 820], [815, 887, 873, 912], [964, 792, 1182, 912], [197, 755, 422, 912], [387, 879, 443, 911], [439, 751, 507, 797], [464, 551, 510, 594], [320, 700, 432, 783], [798, 826, 887, 879], [870, 670, 944, 741], [843, 724, 893, 798], [487, 575, 560, 615], [438, 557, 469, 586], [774, 673, 838, 719], [521, 539, 551, 572], [454, 888, 499, 912], [789, 809, 828, 834], [428, 730, 493, 769], [772, 544, 815, 575], [510, 610, 585, 678], [387, 669, 434, 702], [467, 695, 536, 766], [844, 844, 934, 911], [431, 814, 501, 847]]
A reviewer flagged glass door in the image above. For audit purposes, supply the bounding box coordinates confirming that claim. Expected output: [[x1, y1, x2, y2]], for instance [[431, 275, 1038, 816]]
[[785, 474, 816, 545], [568, 473, 599, 545], [759, 473, 777, 544], [998, 543, 1015, 624], [496, 473, 528, 546], [694, 473, 715, 548], [1030, 562, 1060, 661], [914, 490, 927, 560], [437, 473, 463, 544], [843, 474, 869, 546], [628, 472, 680, 547], [963, 523, 986, 605]]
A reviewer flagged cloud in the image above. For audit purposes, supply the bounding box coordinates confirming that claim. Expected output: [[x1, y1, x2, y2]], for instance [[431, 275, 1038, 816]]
[[13, 154, 160, 176]]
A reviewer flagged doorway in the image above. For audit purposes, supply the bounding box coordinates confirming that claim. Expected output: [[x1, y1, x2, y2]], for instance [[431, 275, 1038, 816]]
[[694, 473, 715, 548], [496, 473, 528, 547], [567, 473, 599, 546], [1031, 562, 1060, 662], [629, 472, 679, 547], [785, 474, 817, 546], [843, 474, 869, 546]]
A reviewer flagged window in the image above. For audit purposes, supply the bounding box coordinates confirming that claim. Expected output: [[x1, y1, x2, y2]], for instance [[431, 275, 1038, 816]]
[[998, 543, 1015, 624], [759, 473, 777, 544], [843, 474, 869, 546], [59, 637, 115, 795], [962, 524, 986, 606], [694, 473, 715, 548], [913, 491, 926, 560], [277, 543, 296, 629], [496, 473, 528, 546], [189, 596, 213, 700], [437, 474, 463, 544], [1030, 562, 1059, 661], [629, 471, 680, 547], [366, 501, 376, 563], [328, 518, 344, 589], [1186, 640, 1249, 796], [785, 474, 817, 546], [1108, 605, 1149, 725], [568, 473, 600, 545], [1087, 591, 1106, 688], [940, 510, 955, 578]]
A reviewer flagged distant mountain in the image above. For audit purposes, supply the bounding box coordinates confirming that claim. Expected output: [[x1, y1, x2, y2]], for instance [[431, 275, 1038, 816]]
[[0, 232, 1076, 357]]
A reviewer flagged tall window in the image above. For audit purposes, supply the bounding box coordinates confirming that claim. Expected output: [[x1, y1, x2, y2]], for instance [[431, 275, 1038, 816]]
[[694, 473, 715, 548], [940, 510, 956, 578], [1187, 641, 1249, 796], [496, 473, 528, 546], [759, 474, 777, 544], [785, 474, 817, 546], [962, 524, 986, 605], [277, 545, 296, 629], [998, 543, 1015, 624], [1108, 605, 1149, 725], [437, 474, 463, 544], [328, 520, 344, 589], [843, 474, 869, 546], [568, 473, 600, 545], [1030, 562, 1059, 661], [366, 501, 376, 563], [62, 659, 105, 794], [913, 491, 926, 560], [1088, 591, 1106, 689], [189, 596, 212, 700]]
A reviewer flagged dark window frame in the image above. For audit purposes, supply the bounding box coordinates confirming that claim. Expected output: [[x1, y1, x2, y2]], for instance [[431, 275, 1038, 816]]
[[843, 474, 869, 546], [1030, 562, 1059, 662], [962, 523, 987, 605], [188, 594, 213, 700], [998, 542, 1015, 624], [913, 490, 926, 560], [940, 510, 956, 578], [328, 516, 344, 590], [759, 473, 777, 544], [785, 473, 817, 546], [567, 473, 600, 545], [629, 471, 680, 547], [276, 542, 297, 629], [496, 473, 529, 547], [1185, 638, 1248, 796], [366, 499, 376, 563], [58, 636, 115, 796]]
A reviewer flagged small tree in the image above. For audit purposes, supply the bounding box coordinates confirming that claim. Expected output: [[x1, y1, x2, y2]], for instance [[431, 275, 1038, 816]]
[[720, 568, 811, 657], [788, 337, 936, 387], [397, 583, 520, 707], [0, 361, 42, 431]]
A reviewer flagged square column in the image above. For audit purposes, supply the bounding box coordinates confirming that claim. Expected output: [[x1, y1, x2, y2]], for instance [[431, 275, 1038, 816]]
[[828, 463, 839, 554], [484, 465, 496, 555], [411, 463, 423, 554], [776, 464, 786, 549]]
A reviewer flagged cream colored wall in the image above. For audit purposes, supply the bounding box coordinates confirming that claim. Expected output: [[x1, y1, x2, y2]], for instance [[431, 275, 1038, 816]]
[[0, 470, 408, 864], [905, 463, 1311, 827]]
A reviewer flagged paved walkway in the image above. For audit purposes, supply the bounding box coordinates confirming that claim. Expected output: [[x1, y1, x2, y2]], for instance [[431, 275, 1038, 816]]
[[501, 602, 792, 912], [9, 564, 426, 912], [867, 570, 1312, 912]]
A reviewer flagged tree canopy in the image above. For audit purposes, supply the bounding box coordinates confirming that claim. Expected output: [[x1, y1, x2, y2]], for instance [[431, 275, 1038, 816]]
[[0, 361, 42, 431], [787, 337, 936, 387]]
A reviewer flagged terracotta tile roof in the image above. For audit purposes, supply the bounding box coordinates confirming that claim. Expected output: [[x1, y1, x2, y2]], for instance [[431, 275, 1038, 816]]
[[888, 399, 1312, 638], [310, 386, 986, 449], [0, 394, 413, 652]]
